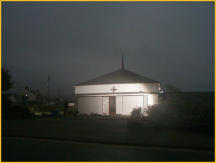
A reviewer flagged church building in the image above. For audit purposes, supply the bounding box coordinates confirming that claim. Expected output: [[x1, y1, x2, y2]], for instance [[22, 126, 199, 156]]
[[74, 55, 161, 115]]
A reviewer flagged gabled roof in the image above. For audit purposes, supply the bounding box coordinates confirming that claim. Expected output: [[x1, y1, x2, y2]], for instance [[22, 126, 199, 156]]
[[76, 69, 159, 86]]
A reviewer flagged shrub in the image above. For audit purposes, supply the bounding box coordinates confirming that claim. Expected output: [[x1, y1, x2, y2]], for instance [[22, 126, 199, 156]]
[[146, 103, 181, 120], [131, 107, 142, 119], [147, 94, 214, 122], [68, 110, 78, 115], [27, 104, 64, 113], [5, 104, 33, 119]]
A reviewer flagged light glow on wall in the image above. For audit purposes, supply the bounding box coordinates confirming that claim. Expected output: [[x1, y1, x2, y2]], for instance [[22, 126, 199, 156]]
[[148, 94, 154, 106], [75, 83, 159, 94]]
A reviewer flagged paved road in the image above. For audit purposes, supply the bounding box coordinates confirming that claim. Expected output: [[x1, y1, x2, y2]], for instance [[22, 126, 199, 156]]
[[2, 136, 214, 161], [2, 118, 214, 161]]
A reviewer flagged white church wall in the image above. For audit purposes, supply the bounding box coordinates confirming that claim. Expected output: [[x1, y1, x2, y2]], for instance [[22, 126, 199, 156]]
[[78, 97, 102, 115], [143, 95, 148, 109], [122, 96, 144, 115], [77, 94, 159, 116], [116, 96, 123, 114], [153, 94, 159, 105], [102, 97, 109, 114], [148, 94, 158, 106], [75, 83, 159, 95]]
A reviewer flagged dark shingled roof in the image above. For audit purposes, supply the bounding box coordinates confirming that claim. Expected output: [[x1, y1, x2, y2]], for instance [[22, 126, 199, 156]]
[[76, 69, 159, 86]]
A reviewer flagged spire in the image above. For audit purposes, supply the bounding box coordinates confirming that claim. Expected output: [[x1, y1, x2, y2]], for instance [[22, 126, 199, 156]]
[[121, 52, 125, 70]]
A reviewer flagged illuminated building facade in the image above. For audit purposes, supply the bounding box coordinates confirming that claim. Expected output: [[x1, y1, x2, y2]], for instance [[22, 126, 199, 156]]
[[74, 56, 160, 115]]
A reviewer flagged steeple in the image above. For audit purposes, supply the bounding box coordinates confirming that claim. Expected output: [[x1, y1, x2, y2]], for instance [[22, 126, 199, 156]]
[[121, 52, 125, 70]]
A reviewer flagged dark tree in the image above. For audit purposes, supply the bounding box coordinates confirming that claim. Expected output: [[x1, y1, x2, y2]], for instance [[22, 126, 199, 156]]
[[24, 86, 30, 91], [2, 68, 14, 92]]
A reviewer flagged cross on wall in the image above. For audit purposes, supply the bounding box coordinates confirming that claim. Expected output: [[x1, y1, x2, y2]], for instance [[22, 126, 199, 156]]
[[110, 86, 117, 93]]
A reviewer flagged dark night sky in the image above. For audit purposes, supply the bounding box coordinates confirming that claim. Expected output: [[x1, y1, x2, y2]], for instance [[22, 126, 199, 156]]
[[2, 2, 214, 97]]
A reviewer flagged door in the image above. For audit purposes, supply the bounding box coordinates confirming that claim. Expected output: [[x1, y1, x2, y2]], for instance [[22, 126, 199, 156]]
[[109, 96, 116, 115]]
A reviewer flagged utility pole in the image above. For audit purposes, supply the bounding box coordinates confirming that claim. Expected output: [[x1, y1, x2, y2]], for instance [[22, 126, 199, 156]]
[[57, 89, 61, 99], [47, 74, 51, 103]]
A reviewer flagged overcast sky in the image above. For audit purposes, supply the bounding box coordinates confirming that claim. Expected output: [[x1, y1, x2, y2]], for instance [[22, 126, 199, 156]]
[[2, 2, 214, 96]]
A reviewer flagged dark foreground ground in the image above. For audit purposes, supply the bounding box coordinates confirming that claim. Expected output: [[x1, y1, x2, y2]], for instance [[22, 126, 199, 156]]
[[2, 117, 214, 161]]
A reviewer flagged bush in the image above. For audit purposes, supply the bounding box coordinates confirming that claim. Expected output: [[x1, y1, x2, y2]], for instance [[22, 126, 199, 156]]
[[4, 104, 33, 119], [68, 109, 78, 115], [146, 103, 181, 120], [27, 104, 64, 113], [131, 107, 142, 119], [147, 94, 214, 122], [2, 94, 32, 119]]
